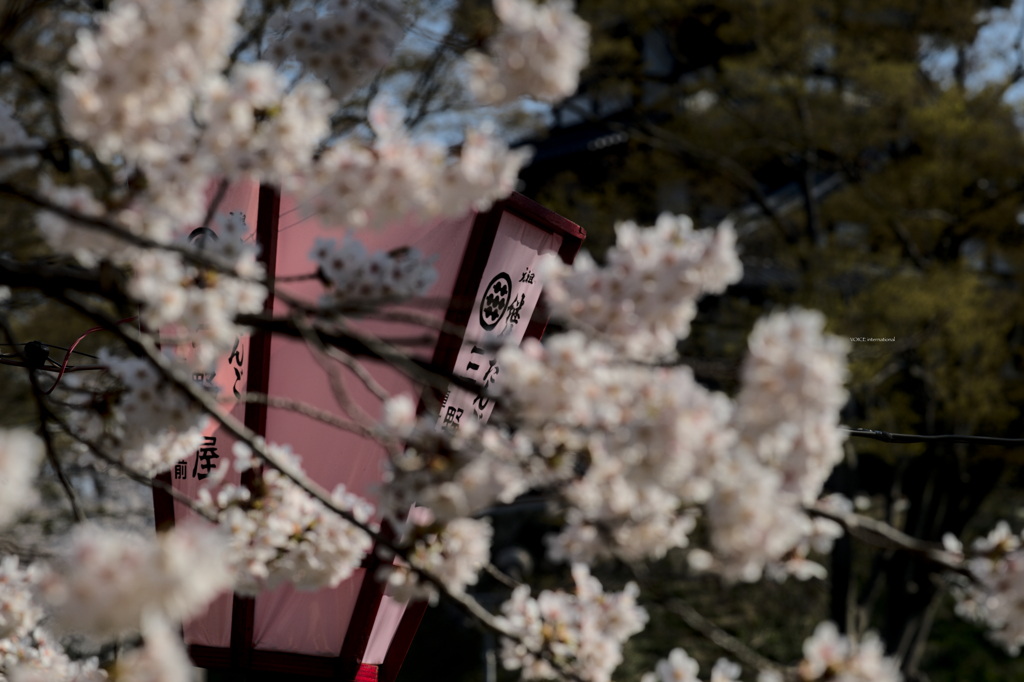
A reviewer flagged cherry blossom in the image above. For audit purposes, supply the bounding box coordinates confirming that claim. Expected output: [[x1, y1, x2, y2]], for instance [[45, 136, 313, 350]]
[[797, 622, 901, 682], [0, 559, 44, 642], [439, 124, 533, 213], [639, 652, 754, 682], [59, 352, 209, 476], [58, 0, 332, 245], [310, 236, 438, 307], [496, 332, 731, 563], [733, 310, 850, 505], [60, 0, 243, 241], [376, 216, 848, 584], [0, 430, 44, 529], [133, 218, 268, 370], [497, 564, 648, 682], [539, 214, 742, 359], [297, 96, 531, 229], [3, 626, 106, 682], [640, 648, 702, 682], [34, 179, 117, 269], [196, 63, 334, 185], [710, 658, 743, 682], [467, 0, 590, 105], [266, 0, 404, 101], [378, 517, 493, 602], [377, 400, 547, 529], [952, 521, 1024, 655], [43, 524, 233, 638], [61, 0, 240, 165], [201, 441, 374, 594], [699, 310, 848, 582]]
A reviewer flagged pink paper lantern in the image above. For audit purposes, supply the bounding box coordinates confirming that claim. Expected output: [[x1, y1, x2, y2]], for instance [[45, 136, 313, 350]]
[[153, 181, 584, 681]]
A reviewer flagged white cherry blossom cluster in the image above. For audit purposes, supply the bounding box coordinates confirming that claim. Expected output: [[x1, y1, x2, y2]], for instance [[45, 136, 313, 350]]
[[442, 125, 534, 213], [60, 0, 243, 240], [378, 218, 847, 581], [497, 333, 732, 563], [298, 96, 531, 229], [494, 321, 846, 578], [266, 0, 404, 100], [116, 60, 329, 242], [379, 517, 493, 602], [377, 397, 559, 527], [196, 63, 334, 185], [0, 559, 44, 642], [59, 352, 208, 476], [497, 564, 648, 682], [701, 310, 848, 582], [698, 469, 845, 583], [34, 178, 121, 269], [1, 627, 105, 682], [733, 309, 850, 505], [58, 0, 333, 246], [796, 622, 901, 682], [42, 524, 233, 639], [310, 237, 438, 307], [540, 214, 742, 359], [128, 215, 267, 369], [0, 545, 196, 682], [951, 521, 1024, 655], [201, 441, 374, 594], [0, 430, 44, 529], [54, 0, 536, 255], [0, 103, 38, 180], [61, 0, 239, 165], [641, 648, 741, 682], [467, 0, 590, 105]]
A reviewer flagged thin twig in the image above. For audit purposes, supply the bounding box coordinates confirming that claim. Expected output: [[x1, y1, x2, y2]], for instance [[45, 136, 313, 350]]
[[482, 562, 521, 589], [335, 318, 450, 413], [236, 391, 372, 437], [231, 312, 485, 397], [323, 346, 393, 403], [367, 307, 466, 335], [373, 333, 438, 348], [667, 599, 798, 680], [293, 313, 378, 430], [228, 7, 272, 65], [0, 314, 85, 522], [806, 506, 969, 578]]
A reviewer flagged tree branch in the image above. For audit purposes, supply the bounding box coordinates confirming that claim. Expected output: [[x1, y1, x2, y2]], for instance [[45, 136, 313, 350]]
[[236, 391, 372, 437], [667, 599, 799, 681], [0, 314, 85, 523], [806, 506, 968, 578]]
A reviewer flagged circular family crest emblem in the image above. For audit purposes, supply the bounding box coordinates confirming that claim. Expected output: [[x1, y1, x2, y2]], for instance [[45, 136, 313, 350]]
[[480, 272, 512, 331]]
